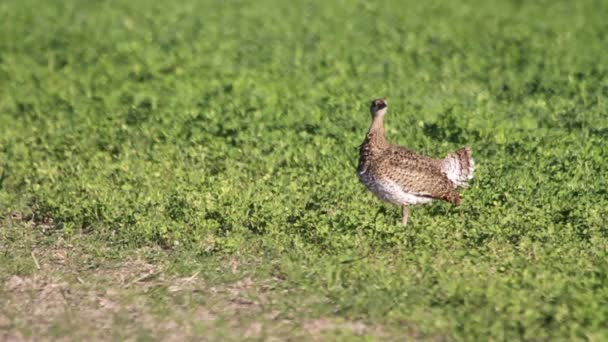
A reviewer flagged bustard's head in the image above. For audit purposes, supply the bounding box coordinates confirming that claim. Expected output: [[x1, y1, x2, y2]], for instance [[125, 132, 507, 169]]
[[370, 98, 388, 117]]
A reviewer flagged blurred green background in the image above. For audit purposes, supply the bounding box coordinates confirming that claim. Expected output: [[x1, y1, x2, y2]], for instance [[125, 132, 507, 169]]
[[1, 0, 608, 339]]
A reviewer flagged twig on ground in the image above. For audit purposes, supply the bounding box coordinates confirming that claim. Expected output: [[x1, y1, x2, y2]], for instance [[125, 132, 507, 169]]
[[186, 271, 200, 283], [124, 271, 158, 288], [31, 251, 41, 270]]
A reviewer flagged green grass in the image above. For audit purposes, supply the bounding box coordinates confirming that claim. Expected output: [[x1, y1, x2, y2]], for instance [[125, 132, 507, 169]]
[[2, 0, 608, 340]]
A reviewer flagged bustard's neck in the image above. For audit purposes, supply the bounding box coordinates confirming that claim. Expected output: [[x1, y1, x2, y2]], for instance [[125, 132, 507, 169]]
[[365, 114, 387, 147]]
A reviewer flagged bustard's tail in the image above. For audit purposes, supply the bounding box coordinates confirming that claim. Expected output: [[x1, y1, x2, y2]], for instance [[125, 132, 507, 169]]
[[441, 147, 475, 188]]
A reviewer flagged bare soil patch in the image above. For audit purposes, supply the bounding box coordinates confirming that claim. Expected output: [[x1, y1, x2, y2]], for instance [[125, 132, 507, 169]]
[[1, 218, 389, 341]]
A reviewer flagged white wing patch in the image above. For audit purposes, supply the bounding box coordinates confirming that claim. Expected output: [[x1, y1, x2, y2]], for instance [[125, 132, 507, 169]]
[[442, 154, 475, 188]]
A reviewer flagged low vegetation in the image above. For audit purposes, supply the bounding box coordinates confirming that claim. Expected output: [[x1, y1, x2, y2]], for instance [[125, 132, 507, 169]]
[[1, 0, 608, 340]]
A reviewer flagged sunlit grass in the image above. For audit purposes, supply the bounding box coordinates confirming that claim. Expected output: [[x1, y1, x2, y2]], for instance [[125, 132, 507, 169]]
[[1, 0, 608, 339]]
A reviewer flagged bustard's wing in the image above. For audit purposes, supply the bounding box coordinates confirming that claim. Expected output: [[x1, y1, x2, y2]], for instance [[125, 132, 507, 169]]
[[378, 147, 460, 204]]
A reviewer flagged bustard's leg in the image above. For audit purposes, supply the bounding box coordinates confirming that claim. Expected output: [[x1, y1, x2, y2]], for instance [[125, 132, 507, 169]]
[[402, 206, 409, 225]]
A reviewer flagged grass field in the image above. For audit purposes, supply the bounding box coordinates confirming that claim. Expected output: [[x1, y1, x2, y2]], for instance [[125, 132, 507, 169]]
[[2, 0, 608, 340]]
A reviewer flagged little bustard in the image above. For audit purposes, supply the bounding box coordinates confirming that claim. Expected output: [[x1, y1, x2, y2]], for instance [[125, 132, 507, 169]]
[[357, 98, 474, 225]]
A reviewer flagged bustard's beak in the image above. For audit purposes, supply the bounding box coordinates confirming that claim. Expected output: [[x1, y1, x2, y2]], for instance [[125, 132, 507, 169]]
[[376, 100, 387, 109]]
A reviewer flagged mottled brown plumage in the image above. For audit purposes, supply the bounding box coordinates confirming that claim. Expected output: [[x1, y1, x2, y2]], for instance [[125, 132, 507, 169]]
[[357, 98, 474, 225]]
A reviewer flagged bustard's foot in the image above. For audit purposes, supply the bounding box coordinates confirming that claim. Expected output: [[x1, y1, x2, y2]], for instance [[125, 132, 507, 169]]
[[401, 206, 409, 225]]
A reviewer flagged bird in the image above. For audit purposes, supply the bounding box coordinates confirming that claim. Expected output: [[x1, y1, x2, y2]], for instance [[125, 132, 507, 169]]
[[357, 98, 474, 225]]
